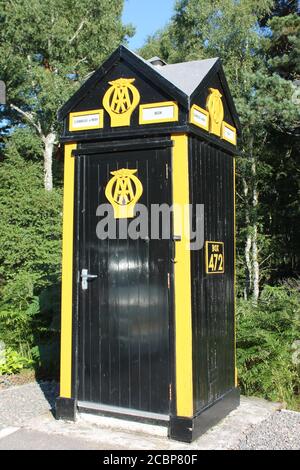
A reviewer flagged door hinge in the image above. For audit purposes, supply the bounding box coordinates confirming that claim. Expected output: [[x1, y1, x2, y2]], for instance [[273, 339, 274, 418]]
[[167, 272, 170, 289], [166, 163, 169, 180], [169, 383, 172, 401]]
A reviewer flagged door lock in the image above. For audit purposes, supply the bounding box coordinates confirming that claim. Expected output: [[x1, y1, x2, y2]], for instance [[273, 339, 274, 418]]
[[81, 269, 98, 290], [171, 235, 181, 263]]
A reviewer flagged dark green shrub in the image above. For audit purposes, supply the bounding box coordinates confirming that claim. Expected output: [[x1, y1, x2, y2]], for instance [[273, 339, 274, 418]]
[[0, 131, 62, 378], [237, 283, 300, 408]]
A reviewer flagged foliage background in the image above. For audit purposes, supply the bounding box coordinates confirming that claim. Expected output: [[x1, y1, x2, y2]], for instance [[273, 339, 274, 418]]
[[0, 0, 299, 408]]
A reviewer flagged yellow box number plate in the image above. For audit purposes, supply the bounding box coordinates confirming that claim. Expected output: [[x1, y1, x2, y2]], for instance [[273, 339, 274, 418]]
[[205, 241, 224, 274]]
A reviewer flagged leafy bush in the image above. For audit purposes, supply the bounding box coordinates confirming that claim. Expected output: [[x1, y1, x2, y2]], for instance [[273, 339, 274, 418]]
[[0, 135, 62, 290], [0, 131, 62, 378], [0, 347, 33, 375], [237, 283, 300, 408]]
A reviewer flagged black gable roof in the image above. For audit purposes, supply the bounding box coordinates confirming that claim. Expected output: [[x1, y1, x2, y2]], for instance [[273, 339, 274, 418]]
[[57, 45, 240, 132], [57, 45, 187, 121]]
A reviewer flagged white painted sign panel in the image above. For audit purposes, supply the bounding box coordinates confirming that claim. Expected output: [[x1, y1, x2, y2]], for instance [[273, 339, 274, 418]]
[[142, 105, 175, 122], [193, 108, 208, 128], [223, 125, 236, 143], [72, 114, 101, 129]]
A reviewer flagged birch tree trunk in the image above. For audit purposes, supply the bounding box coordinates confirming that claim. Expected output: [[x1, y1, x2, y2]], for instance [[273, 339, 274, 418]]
[[252, 222, 259, 302], [243, 177, 252, 300], [42, 132, 56, 191], [10, 104, 56, 192], [252, 166, 259, 302], [250, 135, 259, 302]]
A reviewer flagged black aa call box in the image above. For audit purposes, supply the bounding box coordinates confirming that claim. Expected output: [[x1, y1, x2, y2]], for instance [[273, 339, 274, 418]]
[[56, 46, 240, 443]]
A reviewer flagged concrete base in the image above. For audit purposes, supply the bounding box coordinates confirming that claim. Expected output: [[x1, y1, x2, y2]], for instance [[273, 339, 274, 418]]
[[7, 396, 282, 450], [56, 397, 76, 422], [56, 389, 240, 443], [169, 388, 240, 443]]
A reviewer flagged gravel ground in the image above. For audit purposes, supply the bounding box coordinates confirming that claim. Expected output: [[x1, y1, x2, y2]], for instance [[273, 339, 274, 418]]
[[236, 410, 300, 450], [0, 381, 299, 449], [0, 381, 58, 427]]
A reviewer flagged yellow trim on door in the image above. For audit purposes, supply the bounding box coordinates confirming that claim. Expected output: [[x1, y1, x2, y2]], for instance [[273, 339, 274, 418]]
[[60, 142, 77, 398], [171, 134, 193, 417]]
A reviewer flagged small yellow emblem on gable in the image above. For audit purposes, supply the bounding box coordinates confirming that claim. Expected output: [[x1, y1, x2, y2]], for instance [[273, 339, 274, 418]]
[[105, 168, 143, 219], [206, 88, 224, 137], [103, 78, 140, 127]]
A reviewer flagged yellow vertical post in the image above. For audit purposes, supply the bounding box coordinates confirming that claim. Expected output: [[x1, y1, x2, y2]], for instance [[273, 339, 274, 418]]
[[233, 157, 238, 387], [171, 134, 193, 417], [60, 142, 77, 398]]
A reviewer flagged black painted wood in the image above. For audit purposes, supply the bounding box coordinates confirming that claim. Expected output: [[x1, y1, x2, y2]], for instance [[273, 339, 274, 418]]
[[56, 397, 76, 421], [169, 388, 240, 443], [62, 60, 187, 141], [58, 45, 188, 121], [59, 46, 240, 154], [75, 145, 172, 415], [73, 138, 173, 156], [189, 136, 235, 413]]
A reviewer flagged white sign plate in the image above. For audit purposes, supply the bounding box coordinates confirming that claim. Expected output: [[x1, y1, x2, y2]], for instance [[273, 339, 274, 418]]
[[71, 113, 101, 129], [193, 108, 208, 128], [223, 125, 236, 143], [142, 105, 175, 122]]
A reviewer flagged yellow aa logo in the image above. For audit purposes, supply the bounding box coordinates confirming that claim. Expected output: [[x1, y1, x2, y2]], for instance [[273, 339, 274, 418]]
[[206, 88, 224, 136], [105, 169, 143, 219], [103, 78, 140, 127]]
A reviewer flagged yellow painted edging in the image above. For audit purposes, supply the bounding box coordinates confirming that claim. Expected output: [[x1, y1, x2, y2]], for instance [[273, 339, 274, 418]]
[[172, 134, 193, 417], [233, 158, 238, 387], [60, 142, 77, 398]]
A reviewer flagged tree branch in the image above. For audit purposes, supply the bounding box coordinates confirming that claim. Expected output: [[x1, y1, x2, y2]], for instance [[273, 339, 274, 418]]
[[236, 191, 245, 202], [69, 19, 85, 44], [10, 103, 42, 136], [74, 56, 87, 68], [260, 253, 273, 267]]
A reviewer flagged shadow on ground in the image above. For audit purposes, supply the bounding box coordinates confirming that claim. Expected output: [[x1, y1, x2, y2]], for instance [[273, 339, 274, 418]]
[[38, 381, 59, 417]]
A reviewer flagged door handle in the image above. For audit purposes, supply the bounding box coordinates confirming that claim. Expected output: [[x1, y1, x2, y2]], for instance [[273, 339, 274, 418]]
[[81, 268, 98, 291]]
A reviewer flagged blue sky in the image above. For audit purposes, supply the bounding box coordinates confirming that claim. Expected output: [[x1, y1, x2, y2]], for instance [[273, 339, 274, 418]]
[[122, 0, 175, 51]]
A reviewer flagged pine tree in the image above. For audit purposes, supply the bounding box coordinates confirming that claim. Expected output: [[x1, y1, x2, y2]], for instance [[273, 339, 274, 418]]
[[139, 0, 300, 299], [258, 0, 300, 280]]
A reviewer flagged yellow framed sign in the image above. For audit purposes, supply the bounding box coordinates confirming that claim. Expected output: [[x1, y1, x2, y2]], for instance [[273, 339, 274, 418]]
[[221, 121, 237, 146], [69, 109, 104, 132], [205, 241, 225, 274], [189, 104, 209, 131], [139, 101, 178, 125]]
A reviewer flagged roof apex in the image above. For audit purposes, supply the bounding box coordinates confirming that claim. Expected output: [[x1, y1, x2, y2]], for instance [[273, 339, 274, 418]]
[[57, 45, 188, 121], [57, 45, 240, 133]]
